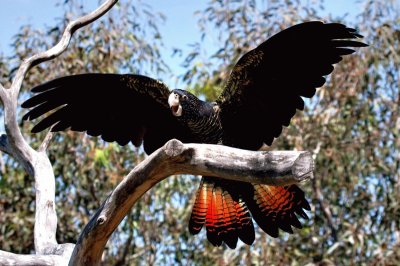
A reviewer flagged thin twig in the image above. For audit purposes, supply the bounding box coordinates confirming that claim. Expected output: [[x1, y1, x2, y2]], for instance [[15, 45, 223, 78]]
[[9, 0, 119, 98], [312, 176, 338, 242], [312, 130, 337, 242], [312, 141, 338, 242], [38, 131, 54, 153]]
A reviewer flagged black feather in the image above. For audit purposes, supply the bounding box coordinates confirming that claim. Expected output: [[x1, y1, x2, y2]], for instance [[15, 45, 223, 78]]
[[21, 21, 366, 250], [22, 74, 193, 153]]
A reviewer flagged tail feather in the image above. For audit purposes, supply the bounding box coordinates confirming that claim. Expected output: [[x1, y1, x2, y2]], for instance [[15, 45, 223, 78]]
[[232, 194, 255, 245], [188, 177, 309, 248], [244, 184, 310, 237], [188, 178, 212, 235], [204, 180, 242, 248], [220, 189, 239, 248], [296, 208, 309, 219], [206, 185, 223, 246], [189, 177, 255, 248]]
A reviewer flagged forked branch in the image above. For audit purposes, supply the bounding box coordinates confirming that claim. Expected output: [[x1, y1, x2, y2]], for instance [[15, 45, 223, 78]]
[[0, 0, 118, 265], [0, 0, 315, 265], [69, 139, 314, 265]]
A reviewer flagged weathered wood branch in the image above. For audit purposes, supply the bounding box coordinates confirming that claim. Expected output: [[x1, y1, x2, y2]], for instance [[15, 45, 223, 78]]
[[0, 0, 118, 264], [9, 0, 119, 97], [0, 250, 62, 266], [0, 244, 75, 266], [38, 131, 54, 153], [0, 0, 316, 265], [69, 139, 314, 265]]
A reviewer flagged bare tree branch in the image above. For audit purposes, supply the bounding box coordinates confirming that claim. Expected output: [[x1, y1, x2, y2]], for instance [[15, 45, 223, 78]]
[[0, 250, 61, 266], [0, 0, 119, 264], [0, 244, 74, 266], [0, 0, 315, 265], [9, 0, 119, 97], [38, 131, 54, 153], [69, 139, 314, 265]]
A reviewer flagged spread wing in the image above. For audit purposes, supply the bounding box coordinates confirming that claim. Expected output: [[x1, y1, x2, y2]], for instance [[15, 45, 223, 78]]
[[22, 74, 193, 154], [217, 21, 367, 150]]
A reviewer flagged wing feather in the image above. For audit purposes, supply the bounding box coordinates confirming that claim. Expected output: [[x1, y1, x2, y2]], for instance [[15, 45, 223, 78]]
[[217, 21, 367, 149], [22, 73, 192, 154]]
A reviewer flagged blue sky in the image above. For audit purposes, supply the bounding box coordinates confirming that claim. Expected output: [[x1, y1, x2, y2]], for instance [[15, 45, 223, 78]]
[[0, 0, 362, 80]]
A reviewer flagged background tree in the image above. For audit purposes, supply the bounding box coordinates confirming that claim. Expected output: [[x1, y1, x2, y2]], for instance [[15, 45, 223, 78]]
[[0, 0, 399, 265]]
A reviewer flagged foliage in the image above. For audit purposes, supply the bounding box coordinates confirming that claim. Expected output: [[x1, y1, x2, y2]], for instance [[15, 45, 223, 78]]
[[0, 0, 399, 265]]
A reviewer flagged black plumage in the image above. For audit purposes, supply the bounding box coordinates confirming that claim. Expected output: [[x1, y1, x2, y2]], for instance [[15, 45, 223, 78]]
[[22, 21, 367, 248], [22, 74, 194, 153]]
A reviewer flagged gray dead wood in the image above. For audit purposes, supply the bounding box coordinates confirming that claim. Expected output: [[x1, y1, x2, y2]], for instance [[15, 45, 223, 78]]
[[69, 139, 313, 265], [0, 0, 315, 265], [0, 0, 118, 265]]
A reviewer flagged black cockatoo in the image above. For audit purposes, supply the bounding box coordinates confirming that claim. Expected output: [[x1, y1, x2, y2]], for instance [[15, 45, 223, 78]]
[[22, 21, 367, 249]]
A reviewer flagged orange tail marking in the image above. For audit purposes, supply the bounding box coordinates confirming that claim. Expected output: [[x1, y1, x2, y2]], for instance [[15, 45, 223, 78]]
[[247, 184, 310, 237], [189, 179, 213, 234], [220, 189, 239, 248], [221, 190, 237, 232], [190, 179, 308, 247], [190, 178, 256, 248], [233, 194, 255, 245], [205, 184, 222, 246], [254, 185, 295, 214]]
